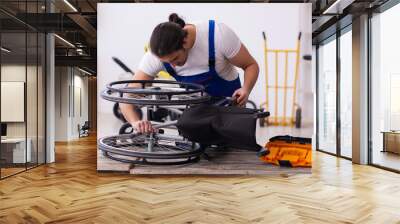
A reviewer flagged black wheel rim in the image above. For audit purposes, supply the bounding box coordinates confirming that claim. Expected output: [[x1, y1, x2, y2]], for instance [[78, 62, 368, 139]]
[[101, 80, 210, 106], [103, 151, 201, 165], [98, 133, 204, 159]]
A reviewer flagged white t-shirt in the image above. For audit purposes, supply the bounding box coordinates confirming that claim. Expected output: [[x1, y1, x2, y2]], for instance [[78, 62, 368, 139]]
[[138, 21, 242, 81]]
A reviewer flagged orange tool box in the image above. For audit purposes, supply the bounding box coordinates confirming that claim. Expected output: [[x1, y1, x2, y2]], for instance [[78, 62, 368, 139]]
[[260, 135, 312, 167]]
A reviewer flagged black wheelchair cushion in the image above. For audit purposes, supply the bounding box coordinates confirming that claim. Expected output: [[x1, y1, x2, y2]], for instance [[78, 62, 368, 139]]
[[176, 104, 262, 151]]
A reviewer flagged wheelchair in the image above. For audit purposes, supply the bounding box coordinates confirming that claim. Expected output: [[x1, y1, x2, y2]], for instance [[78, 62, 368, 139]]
[[99, 79, 269, 165]]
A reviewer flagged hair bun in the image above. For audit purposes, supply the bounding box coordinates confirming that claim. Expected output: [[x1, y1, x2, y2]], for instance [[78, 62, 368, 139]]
[[168, 13, 185, 28]]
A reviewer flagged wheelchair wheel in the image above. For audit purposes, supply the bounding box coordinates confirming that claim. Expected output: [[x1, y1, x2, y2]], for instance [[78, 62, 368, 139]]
[[98, 132, 204, 165], [101, 80, 210, 106], [101, 80, 210, 166]]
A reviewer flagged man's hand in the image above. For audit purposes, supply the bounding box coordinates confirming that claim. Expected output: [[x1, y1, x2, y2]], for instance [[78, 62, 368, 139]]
[[132, 120, 155, 134], [232, 87, 249, 107]]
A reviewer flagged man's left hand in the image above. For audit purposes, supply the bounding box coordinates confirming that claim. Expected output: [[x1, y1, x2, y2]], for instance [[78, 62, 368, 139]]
[[232, 87, 249, 107]]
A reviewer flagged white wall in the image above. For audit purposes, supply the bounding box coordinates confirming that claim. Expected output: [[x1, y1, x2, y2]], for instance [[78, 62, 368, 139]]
[[97, 3, 313, 138], [55, 67, 89, 141], [72, 73, 89, 138], [55, 67, 68, 141], [297, 5, 314, 126]]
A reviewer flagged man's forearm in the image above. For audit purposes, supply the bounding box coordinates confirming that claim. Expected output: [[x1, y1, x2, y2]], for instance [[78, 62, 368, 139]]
[[242, 62, 259, 92], [119, 103, 141, 124]]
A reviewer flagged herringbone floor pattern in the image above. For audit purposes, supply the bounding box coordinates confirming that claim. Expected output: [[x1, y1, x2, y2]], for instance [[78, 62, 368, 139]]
[[1, 134, 400, 224]]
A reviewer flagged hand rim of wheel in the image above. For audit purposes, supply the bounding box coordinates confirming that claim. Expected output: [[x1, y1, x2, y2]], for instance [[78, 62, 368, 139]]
[[106, 80, 207, 95], [102, 80, 211, 106]]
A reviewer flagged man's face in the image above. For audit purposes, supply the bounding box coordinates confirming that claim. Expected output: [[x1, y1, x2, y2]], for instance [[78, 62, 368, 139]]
[[159, 48, 188, 67]]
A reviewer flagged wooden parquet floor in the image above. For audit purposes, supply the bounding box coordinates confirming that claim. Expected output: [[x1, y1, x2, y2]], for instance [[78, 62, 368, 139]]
[[1, 134, 400, 224]]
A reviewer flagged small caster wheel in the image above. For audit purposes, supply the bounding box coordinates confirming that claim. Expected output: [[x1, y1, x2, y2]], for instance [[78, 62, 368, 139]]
[[119, 122, 134, 134]]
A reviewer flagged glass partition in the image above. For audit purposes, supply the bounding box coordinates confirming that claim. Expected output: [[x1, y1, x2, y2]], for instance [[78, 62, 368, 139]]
[[0, 1, 46, 179], [317, 36, 337, 155], [370, 3, 400, 171]]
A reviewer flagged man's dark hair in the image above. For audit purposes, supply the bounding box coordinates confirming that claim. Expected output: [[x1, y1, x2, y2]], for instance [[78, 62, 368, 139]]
[[150, 13, 188, 57]]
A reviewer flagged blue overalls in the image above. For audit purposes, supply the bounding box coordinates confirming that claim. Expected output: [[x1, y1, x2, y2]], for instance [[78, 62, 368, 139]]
[[163, 20, 241, 98]]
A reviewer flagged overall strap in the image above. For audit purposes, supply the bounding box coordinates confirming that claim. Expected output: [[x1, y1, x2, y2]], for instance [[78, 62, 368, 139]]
[[163, 62, 178, 78], [208, 20, 216, 71]]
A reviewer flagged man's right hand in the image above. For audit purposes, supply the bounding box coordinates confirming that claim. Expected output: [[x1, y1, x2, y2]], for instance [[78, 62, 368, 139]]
[[132, 120, 155, 134]]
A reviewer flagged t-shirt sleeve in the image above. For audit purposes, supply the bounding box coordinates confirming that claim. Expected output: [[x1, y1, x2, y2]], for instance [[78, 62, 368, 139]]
[[137, 51, 164, 77], [217, 22, 242, 59]]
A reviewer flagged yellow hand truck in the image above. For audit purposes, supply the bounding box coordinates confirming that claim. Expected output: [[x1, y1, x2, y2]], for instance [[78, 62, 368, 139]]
[[259, 32, 302, 128]]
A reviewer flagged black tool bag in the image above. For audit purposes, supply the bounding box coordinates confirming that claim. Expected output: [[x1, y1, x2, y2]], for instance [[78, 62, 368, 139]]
[[176, 104, 262, 151]]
